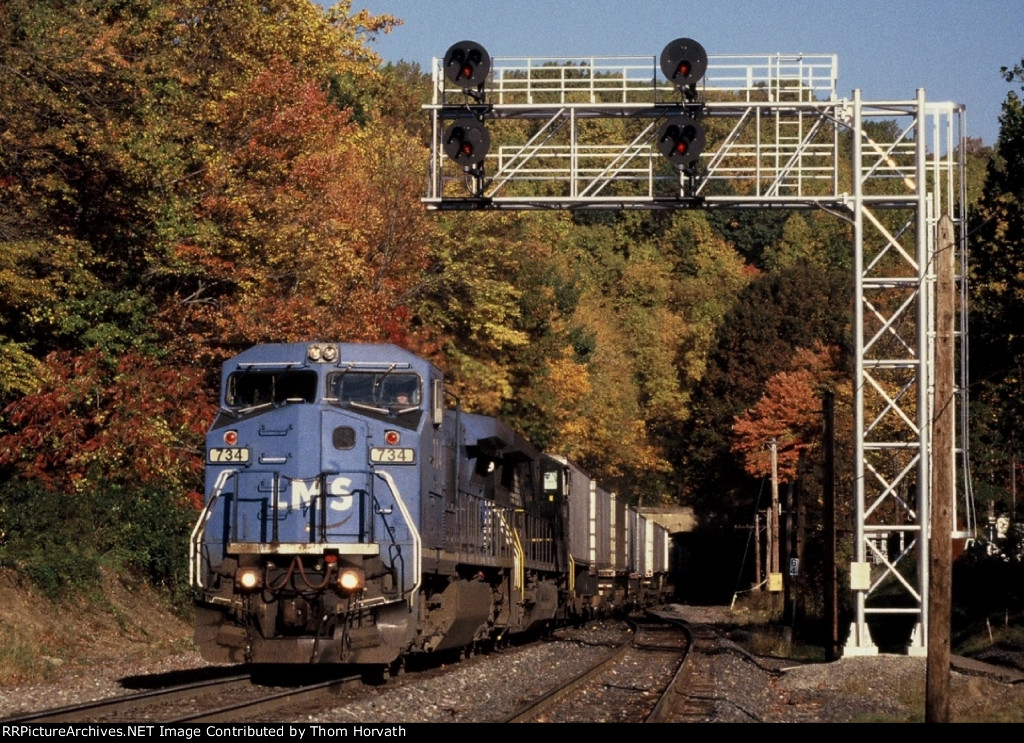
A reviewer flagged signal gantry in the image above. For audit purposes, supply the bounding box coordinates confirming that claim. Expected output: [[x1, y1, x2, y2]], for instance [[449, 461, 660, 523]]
[[424, 38, 971, 662]]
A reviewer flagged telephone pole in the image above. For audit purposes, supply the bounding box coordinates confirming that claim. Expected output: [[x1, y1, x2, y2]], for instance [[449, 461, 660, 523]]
[[768, 438, 781, 611], [926, 216, 955, 722], [824, 392, 839, 661]]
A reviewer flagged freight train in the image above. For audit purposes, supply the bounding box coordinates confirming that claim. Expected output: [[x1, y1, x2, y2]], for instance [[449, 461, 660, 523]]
[[190, 342, 673, 671]]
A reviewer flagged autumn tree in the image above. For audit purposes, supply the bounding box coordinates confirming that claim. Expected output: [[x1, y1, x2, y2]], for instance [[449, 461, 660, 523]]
[[0, 350, 214, 598], [731, 343, 843, 482], [172, 60, 432, 356], [0, 0, 180, 363], [0, 0, 404, 411], [0, 351, 213, 493], [0, 0, 405, 597], [680, 257, 852, 526], [968, 58, 1024, 511]]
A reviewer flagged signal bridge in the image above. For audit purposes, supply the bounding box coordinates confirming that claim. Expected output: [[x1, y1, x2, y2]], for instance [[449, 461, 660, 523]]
[[425, 40, 971, 659], [425, 41, 961, 214]]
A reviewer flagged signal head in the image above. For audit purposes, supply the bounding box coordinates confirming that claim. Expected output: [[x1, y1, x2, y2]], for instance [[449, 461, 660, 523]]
[[443, 116, 490, 167], [660, 38, 708, 88], [443, 41, 491, 88], [656, 115, 705, 167]]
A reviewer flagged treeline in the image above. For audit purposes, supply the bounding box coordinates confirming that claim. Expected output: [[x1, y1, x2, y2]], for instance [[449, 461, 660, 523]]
[[0, 1, 1021, 610]]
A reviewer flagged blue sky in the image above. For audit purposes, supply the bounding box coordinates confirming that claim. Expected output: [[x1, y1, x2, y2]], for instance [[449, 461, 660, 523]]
[[331, 0, 1023, 148]]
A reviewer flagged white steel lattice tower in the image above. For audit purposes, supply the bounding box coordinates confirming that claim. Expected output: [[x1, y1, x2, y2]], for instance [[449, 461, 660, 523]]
[[426, 48, 971, 654]]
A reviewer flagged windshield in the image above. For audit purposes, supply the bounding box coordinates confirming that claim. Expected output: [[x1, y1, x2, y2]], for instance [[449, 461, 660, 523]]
[[328, 371, 421, 407], [226, 369, 318, 408]]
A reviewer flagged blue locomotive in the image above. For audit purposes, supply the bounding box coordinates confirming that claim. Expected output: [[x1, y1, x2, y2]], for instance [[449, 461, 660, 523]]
[[190, 342, 672, 669]]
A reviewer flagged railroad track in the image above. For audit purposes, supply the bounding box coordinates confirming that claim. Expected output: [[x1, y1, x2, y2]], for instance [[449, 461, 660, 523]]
[[2, 674, 252, 724], [0, 671, 364, 724], [503, 612, 693, 723], [3, 616, 689, 724], [166, 675, 364, 723], [657, 620, 726, 721]]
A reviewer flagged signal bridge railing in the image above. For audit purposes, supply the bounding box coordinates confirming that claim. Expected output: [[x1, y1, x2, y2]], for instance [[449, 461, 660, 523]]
[[428, 51, 845, 207], [433, 53, 839, 107], [707, 53, 838, 102]]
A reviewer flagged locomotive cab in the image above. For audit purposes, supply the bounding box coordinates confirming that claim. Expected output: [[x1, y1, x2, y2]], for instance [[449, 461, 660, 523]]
[[192, 342, 440, 666]]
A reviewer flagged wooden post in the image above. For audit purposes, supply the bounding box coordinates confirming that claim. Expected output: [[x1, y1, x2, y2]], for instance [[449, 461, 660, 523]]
[[770, 439, 781, 613], [824, 391, 839, 661], [926, 215, 954, 722], [754, 511, 762, 589], [770, 439, 779, 577]]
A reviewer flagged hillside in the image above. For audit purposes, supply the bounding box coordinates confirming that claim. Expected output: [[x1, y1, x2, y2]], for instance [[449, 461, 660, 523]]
[[0, 568, 194, 686]]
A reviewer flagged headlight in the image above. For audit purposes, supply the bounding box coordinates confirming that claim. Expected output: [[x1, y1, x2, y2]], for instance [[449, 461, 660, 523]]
[[307, 343, 338, 363], [337, 567, 364, 594], [236, 567, 262, 590]]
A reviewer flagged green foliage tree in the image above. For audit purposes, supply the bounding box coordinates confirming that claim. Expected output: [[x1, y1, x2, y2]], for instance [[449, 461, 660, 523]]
[[968, 59, 1024, 514], [414, 211, 539, 413]]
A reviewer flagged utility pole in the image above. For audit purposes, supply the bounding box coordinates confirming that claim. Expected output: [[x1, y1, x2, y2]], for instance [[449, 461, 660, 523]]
[[754, 511, 762, 589], [770, 440, 780, 575], [1012, 450, 1017, 519], [769, 439, 781, 611], [783, 478, 795, 639], [824, 391, 839, 661], [926, 215, 955, 722]]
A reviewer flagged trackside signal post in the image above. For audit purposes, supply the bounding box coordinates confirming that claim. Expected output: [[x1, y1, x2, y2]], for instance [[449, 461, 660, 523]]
[[425, 41, 970, 659]]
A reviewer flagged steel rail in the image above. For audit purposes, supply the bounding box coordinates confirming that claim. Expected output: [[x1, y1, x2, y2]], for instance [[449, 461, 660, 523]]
[[500, 617, 639, 722], [164, 674, 363, 723], [1, 674, 252, 724]]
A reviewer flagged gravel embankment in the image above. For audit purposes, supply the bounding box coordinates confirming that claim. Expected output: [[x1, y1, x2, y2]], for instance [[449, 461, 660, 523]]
[[4, 606, 1024, 723], [672, 604, 1024, 723]]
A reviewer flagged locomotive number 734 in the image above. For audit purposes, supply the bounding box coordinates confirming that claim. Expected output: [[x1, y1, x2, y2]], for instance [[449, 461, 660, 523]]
[[207, 447, 251, 463], [369, 447, 415, 464]]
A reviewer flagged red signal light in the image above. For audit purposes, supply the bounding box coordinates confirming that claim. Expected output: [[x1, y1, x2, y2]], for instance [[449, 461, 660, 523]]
[[656, 115, 705, 167], [660, 38, 708, 89], [443, 117, 490, 167], [443, 41, 491, 88]]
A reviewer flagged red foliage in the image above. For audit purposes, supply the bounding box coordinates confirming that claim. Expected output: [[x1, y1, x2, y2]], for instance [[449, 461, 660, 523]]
[[0, 351, 215, 491]]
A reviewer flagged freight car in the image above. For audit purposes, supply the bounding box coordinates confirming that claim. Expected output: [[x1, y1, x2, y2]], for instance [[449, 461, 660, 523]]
[[190, 342, 672, 670]]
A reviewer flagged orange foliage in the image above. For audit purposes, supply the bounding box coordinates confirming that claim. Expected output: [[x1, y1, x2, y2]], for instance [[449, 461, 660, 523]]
[[731, 343, 842, 482], [163, 58, 432, 360]]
